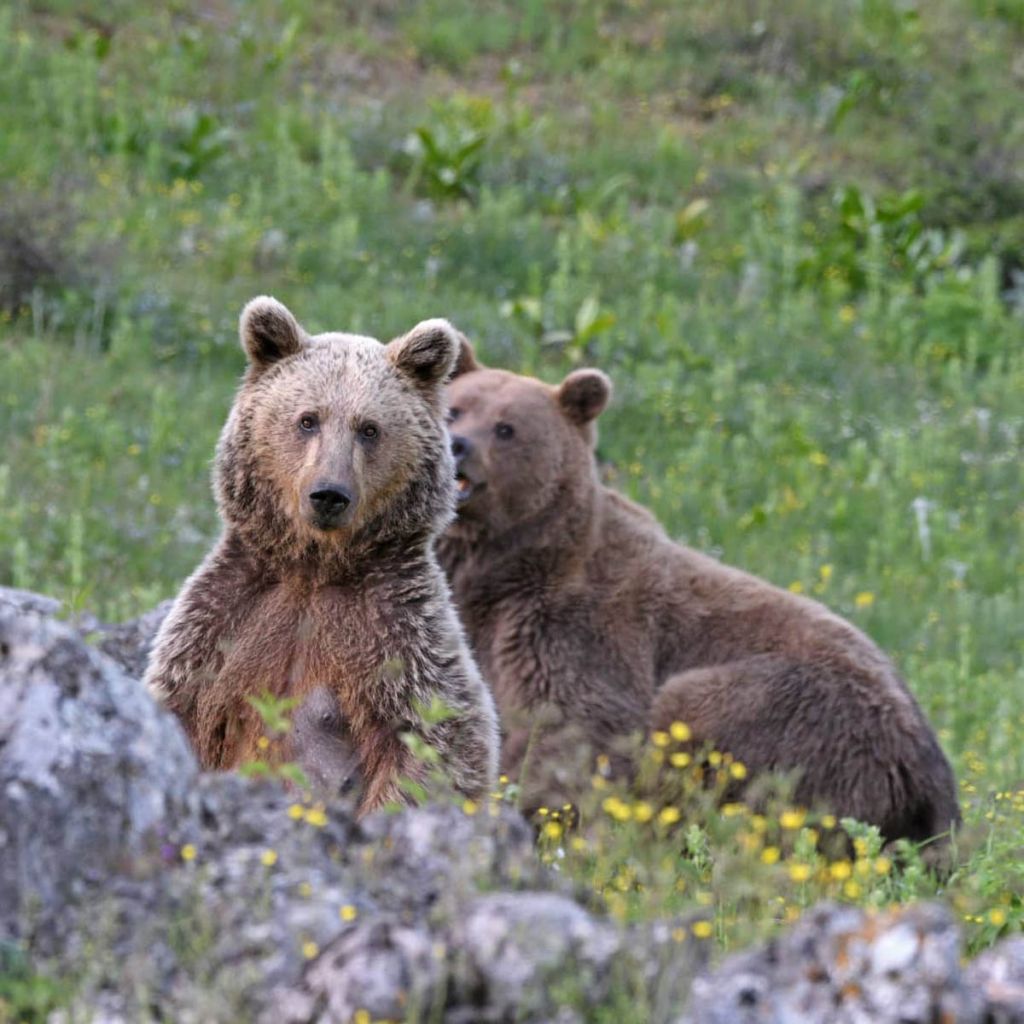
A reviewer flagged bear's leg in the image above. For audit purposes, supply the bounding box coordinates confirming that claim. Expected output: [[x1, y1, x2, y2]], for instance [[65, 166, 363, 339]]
[[144, 540, 258, 764], [354, 724, 424, 818], [502, 706, 637, 821], [424, 704, 500, 802], [650, 656, 958, 848]]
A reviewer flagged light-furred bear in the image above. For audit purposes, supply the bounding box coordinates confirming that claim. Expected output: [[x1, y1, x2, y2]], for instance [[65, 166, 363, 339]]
[[438, 340, 960, 849], [145, 298, 499, 815]]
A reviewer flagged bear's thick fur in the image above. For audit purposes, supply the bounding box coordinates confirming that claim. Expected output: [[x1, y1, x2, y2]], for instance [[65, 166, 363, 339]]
[[145, 298, 498, 814], [438, 342, 959, 847]]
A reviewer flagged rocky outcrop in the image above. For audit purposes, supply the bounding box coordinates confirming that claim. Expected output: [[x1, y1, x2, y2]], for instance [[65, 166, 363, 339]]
[[0, 585, 171, 678], [684, 901, 984, 1024], [966, 937, 1024, 1024], [0, 602, 196, 955], [2, 590, 1023, 1023], [0, 595, 706, 1022]]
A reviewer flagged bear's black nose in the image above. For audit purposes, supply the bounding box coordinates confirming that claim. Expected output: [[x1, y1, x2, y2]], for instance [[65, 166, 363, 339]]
[[450, 434, 473, 462], [309, 486, 352, 516]]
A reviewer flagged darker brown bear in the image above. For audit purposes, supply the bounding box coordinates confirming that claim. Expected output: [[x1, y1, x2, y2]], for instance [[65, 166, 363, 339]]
[[439, 342, 959, 848], [145, 298, 499, 815]]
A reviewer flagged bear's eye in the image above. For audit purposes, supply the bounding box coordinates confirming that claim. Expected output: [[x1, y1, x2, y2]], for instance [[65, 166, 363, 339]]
[[494, 422, 515, 440], [299, 413, 319, 433], [358, 422, 380, 441], [447, 407, 461, 424]]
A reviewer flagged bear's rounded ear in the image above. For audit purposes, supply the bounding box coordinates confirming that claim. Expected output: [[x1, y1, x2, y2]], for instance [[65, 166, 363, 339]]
[[557, 369, 612, 426], [239, 296, 304, 369], [449, 330, 481, 380], [387, 318, 459, 388]]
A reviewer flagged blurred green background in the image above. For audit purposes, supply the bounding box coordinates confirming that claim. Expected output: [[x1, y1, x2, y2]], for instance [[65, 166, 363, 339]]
[[0, 0, 1022, 950]]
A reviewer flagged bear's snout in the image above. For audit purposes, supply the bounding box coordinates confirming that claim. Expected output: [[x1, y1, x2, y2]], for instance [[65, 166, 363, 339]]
[[308, 482, 356, 529], [451, 434, 473, 462], [450, 434, 482, 504]]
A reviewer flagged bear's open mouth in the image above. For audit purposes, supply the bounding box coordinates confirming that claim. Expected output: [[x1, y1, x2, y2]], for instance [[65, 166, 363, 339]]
[[455, 472, 478, 503]]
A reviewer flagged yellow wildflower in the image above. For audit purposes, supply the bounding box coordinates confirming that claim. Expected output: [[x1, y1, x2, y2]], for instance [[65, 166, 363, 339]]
[[829, 861, 852, 881], [788, 862, 812, 883], [462, 799, 479, 816], [651, 731, 670, 748], [761, 846, 781, 865], [670, 752, 691, 768], [340, 904, 358, 922], [633, 801, 654, 823], [670, 721, 692, 742], [304, 807, 328, 827], [302, 941, 319, 960], [602, 796, 632, 822], [691, 920, 713, 939], [260, 849, 278, 867], [738, 831, 762, 853], [543, 821, 563, 840], [855, 592, 875, 608], [658, 806, 681, 826], [780, 809, 806, 830], [180, 844, 197, 863]]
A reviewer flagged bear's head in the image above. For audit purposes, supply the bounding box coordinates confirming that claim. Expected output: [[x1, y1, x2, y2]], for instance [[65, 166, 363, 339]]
[[216, 296, 459, 566], [445, 337, 611, 541]]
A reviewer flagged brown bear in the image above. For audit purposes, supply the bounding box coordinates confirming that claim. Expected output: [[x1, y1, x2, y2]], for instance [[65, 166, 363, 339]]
[[438, 341, 960, 848], [145, 298, 499, 815]]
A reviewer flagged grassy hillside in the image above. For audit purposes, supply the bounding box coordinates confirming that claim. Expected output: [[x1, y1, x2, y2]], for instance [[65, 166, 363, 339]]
[[1, 0, 1022, 990]]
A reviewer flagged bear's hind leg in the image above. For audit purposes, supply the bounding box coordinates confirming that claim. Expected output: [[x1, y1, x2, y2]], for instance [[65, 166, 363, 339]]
[[650, 656, 957, 847]]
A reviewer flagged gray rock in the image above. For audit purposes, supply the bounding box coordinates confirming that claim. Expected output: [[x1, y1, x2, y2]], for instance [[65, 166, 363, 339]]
[[93, 775, 369, 1021], [0, 585, 171, 680], [0, 586, 66, 619], [271, 918, 444, 1024], [446, 891, 624, 1023], [360, 800, 548, 916], [683, 902, 983, 1024], [965, 936, 1024, 1023], [0, 605, 196, 952], [94, 599, 173, 678], [8, 589, 1021, 1024]]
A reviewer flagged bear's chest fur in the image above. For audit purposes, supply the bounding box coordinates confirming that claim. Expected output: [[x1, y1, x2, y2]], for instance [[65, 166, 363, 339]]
[[214, 584, 381, 700], [195, 580, 426, 769]]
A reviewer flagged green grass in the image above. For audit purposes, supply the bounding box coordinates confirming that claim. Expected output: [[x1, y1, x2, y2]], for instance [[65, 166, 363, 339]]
[[1, 0, 1022, 1004]]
